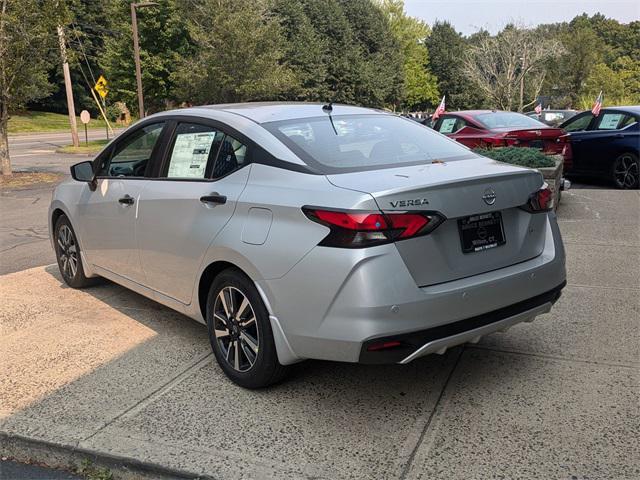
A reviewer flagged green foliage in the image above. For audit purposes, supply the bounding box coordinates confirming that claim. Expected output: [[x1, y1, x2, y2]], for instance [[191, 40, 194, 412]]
[[0, 0, 64, 113], [172, 0, 295, 105], [474, 147, 556, 168], [77, 459, 113, 480], [427, 21, 484, 109], [378, 0, 438, 109], [101, 0, 193, 116], [17, 3, 640, 118], [7, 111, 106, 133]]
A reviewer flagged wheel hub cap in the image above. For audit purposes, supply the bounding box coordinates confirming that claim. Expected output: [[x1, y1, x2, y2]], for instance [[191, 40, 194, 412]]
[[213, 286, 259, 372]]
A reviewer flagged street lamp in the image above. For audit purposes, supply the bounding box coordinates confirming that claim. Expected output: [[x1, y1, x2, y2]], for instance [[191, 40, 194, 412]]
[[130, 1, 157, 119]]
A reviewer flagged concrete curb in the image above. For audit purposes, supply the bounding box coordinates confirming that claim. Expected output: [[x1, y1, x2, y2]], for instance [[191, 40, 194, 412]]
[[0, 431, 214, 480]]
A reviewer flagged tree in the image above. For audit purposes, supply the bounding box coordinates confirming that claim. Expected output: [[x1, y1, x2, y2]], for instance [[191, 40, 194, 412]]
[[29, 0, 111, 116], [463, 25, 563, 111], [378, 0, 438, 110], [0, 0, 62, 176], [271, 0, 328, 102], [100, 0, 192, 116], [426, 21, 484, 109], [172, 0, 295, 105]]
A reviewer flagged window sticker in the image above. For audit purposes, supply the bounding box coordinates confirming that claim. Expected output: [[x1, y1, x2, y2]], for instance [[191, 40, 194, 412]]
[[598, 113, 622, 130], [167, 132, 217, 178], [439, 118, 457, 133]]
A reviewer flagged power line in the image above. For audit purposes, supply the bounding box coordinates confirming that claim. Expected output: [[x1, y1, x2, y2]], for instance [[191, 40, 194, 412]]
[[70, 23, 98, 87]]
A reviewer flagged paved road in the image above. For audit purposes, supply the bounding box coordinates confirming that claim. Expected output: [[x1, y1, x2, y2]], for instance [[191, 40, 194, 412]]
[[1, 187, 638, 480], [8, 129, 121, 174], [0, 459, 81, 479], [1, 130, 123, 275]]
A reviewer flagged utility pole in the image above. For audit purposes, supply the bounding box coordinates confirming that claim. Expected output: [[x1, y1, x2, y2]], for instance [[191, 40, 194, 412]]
[[519, 48, 527, 113], [130, 2, 157, 119], [57, 25, 79, 147]]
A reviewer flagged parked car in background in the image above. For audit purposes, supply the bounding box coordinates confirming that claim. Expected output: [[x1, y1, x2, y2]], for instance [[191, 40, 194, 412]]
[[525, 109, 578, 127], [559, 106, 639, 189], [432, 110, 570, 161], [49, 103, 566, 388]]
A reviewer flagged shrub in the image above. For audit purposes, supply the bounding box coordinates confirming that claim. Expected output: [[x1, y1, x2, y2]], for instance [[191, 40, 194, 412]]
[[473, 146, 556, 168]]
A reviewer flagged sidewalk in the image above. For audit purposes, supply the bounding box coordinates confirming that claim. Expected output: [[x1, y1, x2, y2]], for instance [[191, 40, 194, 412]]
[[1, 189, 638, 479]]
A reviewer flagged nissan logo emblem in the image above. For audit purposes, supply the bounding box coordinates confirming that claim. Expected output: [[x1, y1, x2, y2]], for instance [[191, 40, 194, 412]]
[[482, 188, 497, 205]]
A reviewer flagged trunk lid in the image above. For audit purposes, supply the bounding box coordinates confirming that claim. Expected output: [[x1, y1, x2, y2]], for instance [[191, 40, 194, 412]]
[[327, 156, 547, 287], [498, 127, 564, 154]]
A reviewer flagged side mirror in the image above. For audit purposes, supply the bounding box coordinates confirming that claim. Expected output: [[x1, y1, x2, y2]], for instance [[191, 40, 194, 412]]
[[70, 161, 95, 182]]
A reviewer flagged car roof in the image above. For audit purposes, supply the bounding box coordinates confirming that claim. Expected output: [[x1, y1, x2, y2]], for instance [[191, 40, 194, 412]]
[[524, 109, 577, 114], [602, 106, 640, 115], [181, 102, 386, 124]]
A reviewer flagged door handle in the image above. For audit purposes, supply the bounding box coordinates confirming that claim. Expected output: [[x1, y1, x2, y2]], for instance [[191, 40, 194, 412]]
[[118, 194, 135, 205], [200, 193, 227, 205]]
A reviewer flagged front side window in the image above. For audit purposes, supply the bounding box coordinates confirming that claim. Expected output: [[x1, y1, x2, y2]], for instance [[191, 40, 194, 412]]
[[165, 123, 224, 179], [437, 117, 467, 134], [264, 114, 472, 173], [98, 122, 164, 177], [561, 113, 593, 132]]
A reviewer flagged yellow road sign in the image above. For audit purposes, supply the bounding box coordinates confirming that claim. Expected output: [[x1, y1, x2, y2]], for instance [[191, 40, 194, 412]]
[[94, 75, 109, 99]]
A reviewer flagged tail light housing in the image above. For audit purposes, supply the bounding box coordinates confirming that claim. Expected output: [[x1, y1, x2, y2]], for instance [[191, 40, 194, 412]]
[[302, 207, 445, 248], [521, 184, 553, 213], [558, 134, 573, 172]]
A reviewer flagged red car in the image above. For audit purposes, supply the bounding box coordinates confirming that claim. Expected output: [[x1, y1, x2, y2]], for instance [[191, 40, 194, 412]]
[[432, 110, 571, 162]]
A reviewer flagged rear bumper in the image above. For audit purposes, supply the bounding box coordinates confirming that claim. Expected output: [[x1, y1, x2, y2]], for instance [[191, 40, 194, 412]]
[[260, 213, 566, 365], [359, 280, 565, 364]]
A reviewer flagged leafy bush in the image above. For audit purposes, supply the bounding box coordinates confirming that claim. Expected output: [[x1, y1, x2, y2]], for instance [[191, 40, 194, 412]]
[[474, 147, 556, 168]]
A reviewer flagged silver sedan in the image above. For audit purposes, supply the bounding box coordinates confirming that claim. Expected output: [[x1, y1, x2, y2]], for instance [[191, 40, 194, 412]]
[[49, 103, 566, 388]]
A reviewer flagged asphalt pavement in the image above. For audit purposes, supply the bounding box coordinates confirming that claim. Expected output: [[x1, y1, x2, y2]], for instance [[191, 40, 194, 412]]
[[7, 129, 120, 174], [1, 130, 121, 276], [1, 131, 638, 479], [0, 459, 82, 480]]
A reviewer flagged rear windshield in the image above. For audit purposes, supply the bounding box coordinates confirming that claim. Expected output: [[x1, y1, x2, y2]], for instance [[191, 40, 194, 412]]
[[263, 114, 475, 173], [474, 112, 546, 129]]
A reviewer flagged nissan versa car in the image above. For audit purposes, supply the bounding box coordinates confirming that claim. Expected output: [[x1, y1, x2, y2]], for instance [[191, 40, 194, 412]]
[[49, 103, 566, 388]]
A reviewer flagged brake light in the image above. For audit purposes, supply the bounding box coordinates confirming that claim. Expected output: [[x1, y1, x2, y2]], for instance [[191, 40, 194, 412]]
[[522, 184, 553, 213], [303, 207, 444, 248]]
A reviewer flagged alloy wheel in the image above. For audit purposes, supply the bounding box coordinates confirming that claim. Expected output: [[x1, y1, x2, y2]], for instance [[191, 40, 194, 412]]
[[614, 154, 639, 189], [57, 225, 78, 279], [213, 286, 260, 372]]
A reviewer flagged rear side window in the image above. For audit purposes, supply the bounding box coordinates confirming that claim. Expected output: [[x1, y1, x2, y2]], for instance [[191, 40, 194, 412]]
[[165, 123, 224, 179], [98, 122, 164, 177], [264, 114, 472, 174], [212, 135, 248, 179], [595, 113, 637, 130]]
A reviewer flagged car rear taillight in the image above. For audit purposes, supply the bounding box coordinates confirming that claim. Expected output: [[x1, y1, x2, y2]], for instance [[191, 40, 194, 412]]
[[521, 184, 553, 213], [302, 207, 444, 248], [558, 134, 573, 171]]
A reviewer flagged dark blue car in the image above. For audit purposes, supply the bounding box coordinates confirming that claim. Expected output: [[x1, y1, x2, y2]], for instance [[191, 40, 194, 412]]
[[560, 106, 639, 189]]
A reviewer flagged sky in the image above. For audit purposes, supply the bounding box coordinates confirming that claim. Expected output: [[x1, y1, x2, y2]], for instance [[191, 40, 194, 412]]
[[404, 0, 640, 35]]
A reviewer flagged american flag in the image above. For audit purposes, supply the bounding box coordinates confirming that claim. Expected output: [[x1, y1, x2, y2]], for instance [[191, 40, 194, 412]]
[[534, 103, 542, 115], [432, 96, 446, 121], [592, 91, 603, 116]]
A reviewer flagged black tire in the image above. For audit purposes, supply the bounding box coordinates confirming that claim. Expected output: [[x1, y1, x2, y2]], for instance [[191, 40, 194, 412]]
[[611, 152, 639, 189], [206, 268, 289, 388], [54, 215, 97, 288]]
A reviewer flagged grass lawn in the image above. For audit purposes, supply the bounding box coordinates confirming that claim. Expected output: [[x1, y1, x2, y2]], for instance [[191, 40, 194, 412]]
[[8, 111, 109, 134], [56, 139, 110, 154]]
